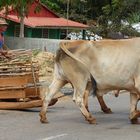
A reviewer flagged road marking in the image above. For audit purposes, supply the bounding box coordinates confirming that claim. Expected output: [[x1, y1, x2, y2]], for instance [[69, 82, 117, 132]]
[[42, 133, 68, 140]]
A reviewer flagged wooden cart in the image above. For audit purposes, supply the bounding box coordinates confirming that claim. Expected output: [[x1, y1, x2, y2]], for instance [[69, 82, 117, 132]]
[[0, 50, 42, 109]]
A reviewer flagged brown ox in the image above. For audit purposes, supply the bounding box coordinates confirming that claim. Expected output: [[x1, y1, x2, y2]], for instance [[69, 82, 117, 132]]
[[40, 38, 140, 124]]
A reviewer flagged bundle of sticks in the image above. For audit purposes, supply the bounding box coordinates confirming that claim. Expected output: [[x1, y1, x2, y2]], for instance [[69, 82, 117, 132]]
[[0, 49, 39, 74], [0, 49, 32, 62]]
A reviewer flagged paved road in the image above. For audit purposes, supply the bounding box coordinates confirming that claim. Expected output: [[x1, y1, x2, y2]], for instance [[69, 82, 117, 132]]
[[0, 93, 140, 140]]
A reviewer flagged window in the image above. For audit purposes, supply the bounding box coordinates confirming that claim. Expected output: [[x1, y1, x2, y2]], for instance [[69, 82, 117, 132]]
[[14, 25, 20, 37], [42, 29, 48, 38], [60, 29, 66, 39]]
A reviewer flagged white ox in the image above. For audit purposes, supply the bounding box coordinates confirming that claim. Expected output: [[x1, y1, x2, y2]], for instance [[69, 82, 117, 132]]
[[40, 38, 140, 124]]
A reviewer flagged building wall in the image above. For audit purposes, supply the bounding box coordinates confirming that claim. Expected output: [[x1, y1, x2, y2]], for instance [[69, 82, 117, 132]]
[[5, 22, 61, 39], [5, 21, 16, 36], [5, 37, 62, 53]]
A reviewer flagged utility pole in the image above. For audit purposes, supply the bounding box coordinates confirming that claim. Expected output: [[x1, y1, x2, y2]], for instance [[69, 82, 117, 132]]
[[66, 0, 70, 39]]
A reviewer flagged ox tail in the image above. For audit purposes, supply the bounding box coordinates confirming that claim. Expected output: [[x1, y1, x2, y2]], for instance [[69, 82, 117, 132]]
[[90, 74, 97, 96], [59, 41, 88, 68]]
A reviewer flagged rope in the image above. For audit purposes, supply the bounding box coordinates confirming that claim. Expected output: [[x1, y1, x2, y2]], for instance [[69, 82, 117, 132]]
[[31, 61, 38, 96]]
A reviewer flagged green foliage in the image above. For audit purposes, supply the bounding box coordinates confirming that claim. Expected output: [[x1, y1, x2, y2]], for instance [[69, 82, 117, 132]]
[[99, 0, 140, 37], [40, 0, 66, 17], [1, 0, 140, 37], [121, 25, 140, 37], [40, 0, 60, 12], [0, 0, 35, 16], [127, 12, 140, 24]]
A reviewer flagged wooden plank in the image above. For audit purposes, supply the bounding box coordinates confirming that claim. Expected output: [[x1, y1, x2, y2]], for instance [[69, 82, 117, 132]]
[[0, 65, 31, 69], [25, 88, 40, 97], [0, 75, 28, 87], [25, 73, 40, 97], [0, 73, 39, 87], [0, 89, 26, 99], [0, 61, 38, 66], [0, 100, 42, 109], [0, 86, 24, 90], [0, 69, 39, 74], [0, 72, 39, 76]]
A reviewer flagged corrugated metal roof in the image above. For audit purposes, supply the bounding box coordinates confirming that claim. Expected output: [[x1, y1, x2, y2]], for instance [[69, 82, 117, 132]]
[[5, 15, 89, 29]]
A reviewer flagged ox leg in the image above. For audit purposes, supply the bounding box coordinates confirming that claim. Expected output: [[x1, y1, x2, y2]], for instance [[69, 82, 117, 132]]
[[83, 89, 89, 112], [73, 87, 97, 124], [96, 95, 112, 114], [83, 82, 92, 112], [83, 82, 112, 114], [40, 79, 66, 123], [130, 93, 140, 124]]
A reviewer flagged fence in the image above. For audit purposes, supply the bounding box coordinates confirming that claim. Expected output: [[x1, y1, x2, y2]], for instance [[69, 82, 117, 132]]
[[5, 37, 62, 53]]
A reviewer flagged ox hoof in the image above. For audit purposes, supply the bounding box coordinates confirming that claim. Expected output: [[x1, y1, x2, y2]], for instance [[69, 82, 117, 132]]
[[130, 118, 140, 124], [86, 115, 97, 124], [40, 118, 49, 123], [88, 118, 97, 124], [115, 93, 119, 97], [130, 110, 140, 120], [89, 120, 97, 124], [102, 108, 113, 114], [39, 112, 48, 124]]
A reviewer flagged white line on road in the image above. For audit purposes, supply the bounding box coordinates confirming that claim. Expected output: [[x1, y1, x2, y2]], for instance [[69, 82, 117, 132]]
[[42, 133, 68, 140]]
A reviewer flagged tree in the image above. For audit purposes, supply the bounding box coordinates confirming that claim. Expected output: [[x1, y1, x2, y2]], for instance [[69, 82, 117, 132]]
[[41, 0, 89, 23], [0, 0, 38, 38], [99, 0, 140, 35], [1, 0, 140, 37], [40, 0, 65, 16], [13, 0, 36, 37]]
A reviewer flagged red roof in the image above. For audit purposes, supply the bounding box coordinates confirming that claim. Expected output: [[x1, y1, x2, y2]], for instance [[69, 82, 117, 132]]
[[0, 1, 89, 29], [8, 1, 59, 18], [4, 15, 88, 29]]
